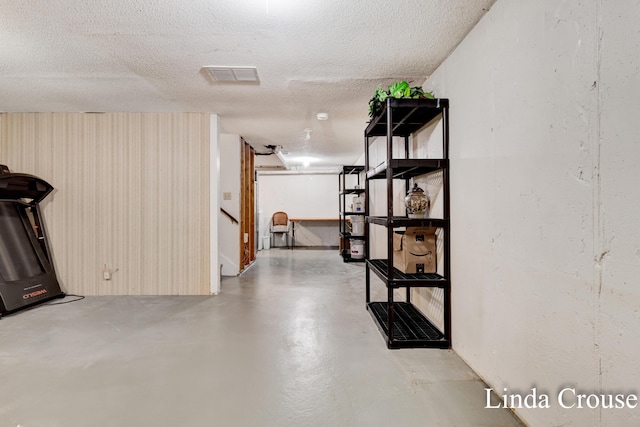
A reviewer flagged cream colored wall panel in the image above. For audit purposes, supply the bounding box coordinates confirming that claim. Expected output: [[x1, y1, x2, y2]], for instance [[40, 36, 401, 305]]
[[0, 115, 4, 160], [0, 113, 210, 296]]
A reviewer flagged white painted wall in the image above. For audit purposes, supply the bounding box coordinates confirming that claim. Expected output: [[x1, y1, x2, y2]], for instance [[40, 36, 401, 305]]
[[219, 133, 241, 276], [407, 1, 639, 426], [597, 3, 640, 419], [258, 173, 339, 247]]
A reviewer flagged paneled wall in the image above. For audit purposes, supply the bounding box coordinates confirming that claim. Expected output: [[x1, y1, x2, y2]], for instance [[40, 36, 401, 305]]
[[0, 113, 210, 295]]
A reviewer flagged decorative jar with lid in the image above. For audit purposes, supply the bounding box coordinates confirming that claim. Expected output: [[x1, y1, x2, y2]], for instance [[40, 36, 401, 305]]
[[405, 183, 430, 218]]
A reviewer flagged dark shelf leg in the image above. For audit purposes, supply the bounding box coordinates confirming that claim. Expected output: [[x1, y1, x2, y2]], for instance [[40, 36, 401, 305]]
[[387, 286, 395, 348], [365, 265, 371, 303]]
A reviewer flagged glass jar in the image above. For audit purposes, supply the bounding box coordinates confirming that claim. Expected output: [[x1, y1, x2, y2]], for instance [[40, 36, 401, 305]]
[[405, 183, 430, 218]]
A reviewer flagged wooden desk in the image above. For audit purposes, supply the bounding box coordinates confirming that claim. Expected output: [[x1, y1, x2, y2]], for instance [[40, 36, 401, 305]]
[[289, 218, 340, 249]]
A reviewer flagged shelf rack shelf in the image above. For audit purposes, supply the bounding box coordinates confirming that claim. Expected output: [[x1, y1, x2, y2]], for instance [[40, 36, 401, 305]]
[[367, 259, 448, 288], [365, 98, 449, 137], [364, 97, 451, 349], [366, 159, 448, 180], [367, 302, 447, 349], [339, 165, 365, 263]]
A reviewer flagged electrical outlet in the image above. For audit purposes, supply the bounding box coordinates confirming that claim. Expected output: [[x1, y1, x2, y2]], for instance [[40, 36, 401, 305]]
[[223, 192, 232, 200]]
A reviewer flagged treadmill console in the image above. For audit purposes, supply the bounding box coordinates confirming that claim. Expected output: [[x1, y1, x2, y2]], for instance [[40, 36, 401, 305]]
[[0, 166, 65, 316]]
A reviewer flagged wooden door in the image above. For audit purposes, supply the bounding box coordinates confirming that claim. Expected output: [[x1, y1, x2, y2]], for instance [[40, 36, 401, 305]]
[[240, 139, 255, 270]]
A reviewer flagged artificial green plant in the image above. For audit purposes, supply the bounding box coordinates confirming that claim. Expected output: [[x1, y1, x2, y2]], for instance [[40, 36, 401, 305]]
[[368, 81, 434, 118]]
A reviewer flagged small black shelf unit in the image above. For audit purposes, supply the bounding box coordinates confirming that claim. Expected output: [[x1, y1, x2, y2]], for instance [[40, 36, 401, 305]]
[[339, 165, 365, 262], [364, 97, 451, 349]]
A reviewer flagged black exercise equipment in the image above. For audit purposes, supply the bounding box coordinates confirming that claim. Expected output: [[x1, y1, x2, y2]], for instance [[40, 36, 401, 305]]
[[0, 165, 64, 317]]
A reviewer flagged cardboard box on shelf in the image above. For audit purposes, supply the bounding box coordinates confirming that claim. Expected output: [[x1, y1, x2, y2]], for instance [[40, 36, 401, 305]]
[[392, 227, 437, 274]]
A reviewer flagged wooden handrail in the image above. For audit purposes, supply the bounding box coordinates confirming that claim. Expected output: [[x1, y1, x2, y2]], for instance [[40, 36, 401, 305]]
[[220, 208, 239, 224]]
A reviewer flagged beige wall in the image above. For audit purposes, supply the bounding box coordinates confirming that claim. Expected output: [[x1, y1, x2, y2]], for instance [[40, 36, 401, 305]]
[[0, 113, 210, 296]]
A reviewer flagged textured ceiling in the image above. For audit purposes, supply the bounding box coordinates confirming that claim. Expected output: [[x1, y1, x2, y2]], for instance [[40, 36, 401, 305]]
[[0, 0, 496, 169]]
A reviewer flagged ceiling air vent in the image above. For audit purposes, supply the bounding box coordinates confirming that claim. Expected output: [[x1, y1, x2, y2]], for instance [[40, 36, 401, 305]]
[[202, 66, 259, 82]]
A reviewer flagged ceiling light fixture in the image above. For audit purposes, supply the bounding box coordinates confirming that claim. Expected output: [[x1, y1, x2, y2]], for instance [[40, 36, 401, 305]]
[[290, 156, 318, 168], [202, 66, 259, 82], [316, 112, 329, 121]]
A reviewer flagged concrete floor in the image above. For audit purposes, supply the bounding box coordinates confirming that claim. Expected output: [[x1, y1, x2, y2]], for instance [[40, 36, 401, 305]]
[[0, 249, 524, 427]]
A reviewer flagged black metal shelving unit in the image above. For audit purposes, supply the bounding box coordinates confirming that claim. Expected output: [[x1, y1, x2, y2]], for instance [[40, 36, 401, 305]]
[[364, 97, 451, 349], [339, 165, 365, 262]]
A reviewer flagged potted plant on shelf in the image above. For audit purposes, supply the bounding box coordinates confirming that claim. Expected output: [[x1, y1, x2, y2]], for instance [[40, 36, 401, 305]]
[[368, 81, 434, 118]]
